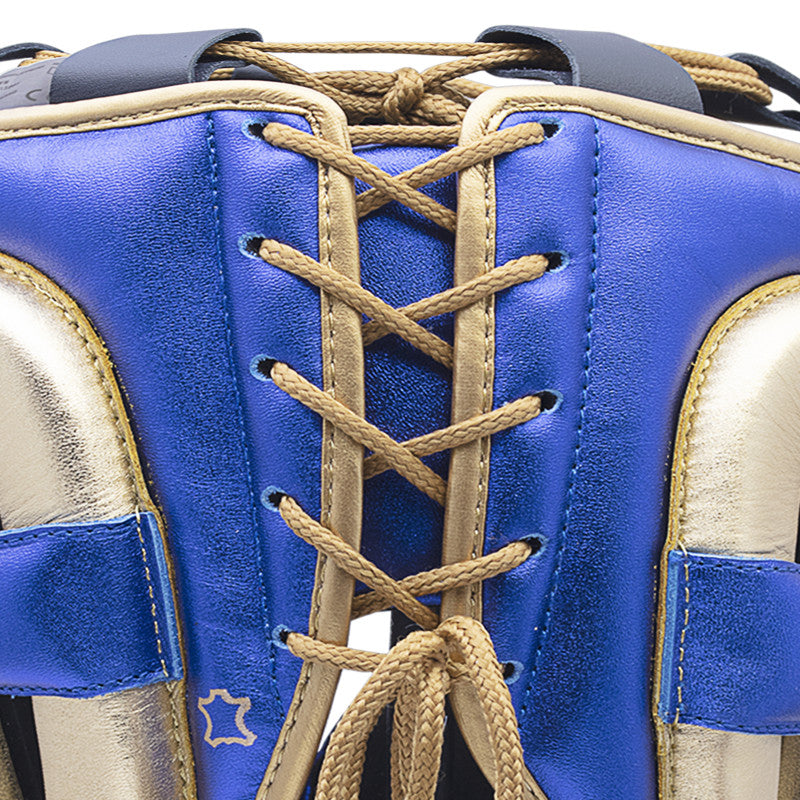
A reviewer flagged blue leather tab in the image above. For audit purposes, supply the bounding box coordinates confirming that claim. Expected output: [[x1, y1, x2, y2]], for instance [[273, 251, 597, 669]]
[[50, 28, 262, 103], [660, 550, 800, 733], [477, 26, 703, 113], [0, 513, 181, 697]]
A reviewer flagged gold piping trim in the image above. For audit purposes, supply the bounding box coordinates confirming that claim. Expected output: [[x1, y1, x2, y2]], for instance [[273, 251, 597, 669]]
[[653, 275, 800, 799], [0, 250, 196, 798]]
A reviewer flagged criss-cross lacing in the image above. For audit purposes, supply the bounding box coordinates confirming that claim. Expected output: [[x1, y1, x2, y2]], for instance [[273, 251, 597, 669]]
[[252, 118, 553, 800]]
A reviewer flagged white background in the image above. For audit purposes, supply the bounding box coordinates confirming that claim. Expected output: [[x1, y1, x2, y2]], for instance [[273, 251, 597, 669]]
[[2, 0, 799, 76], [4, 0, 796, 735]]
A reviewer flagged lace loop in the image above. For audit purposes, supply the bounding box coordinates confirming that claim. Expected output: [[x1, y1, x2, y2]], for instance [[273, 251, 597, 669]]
[[206, 40, 774, 127], [309, 616, 524, 800], [259, 118, 546, 798]]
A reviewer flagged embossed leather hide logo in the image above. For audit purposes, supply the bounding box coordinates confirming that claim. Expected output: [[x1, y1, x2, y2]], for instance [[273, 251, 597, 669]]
[[197, 688, 257, 747]]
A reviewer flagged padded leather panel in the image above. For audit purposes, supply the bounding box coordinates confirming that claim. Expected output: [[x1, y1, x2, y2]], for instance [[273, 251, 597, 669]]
[[477, 106, 800, 799], [0, 513, 180, 697], [353, 144, 456, 583], [660, 550, 800, 734], [0, 107, 325, 800]]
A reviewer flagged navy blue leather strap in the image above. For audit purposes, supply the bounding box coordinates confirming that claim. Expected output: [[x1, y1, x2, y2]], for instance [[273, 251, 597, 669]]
[[476, 26, 703, 114], [49, 28, 262, 103], [0, 513, 181, 697], [703, 53, 800, 133], [660, 550, 800, 733], [0, 43, 62, 62]]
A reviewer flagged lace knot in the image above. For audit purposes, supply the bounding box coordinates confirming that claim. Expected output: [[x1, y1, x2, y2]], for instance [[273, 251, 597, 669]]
[[382, 67, 426, 123]]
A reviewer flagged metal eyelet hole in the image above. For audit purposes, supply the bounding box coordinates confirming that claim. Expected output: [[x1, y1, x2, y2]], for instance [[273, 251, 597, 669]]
[[523, 535, 544, 558], [538, 390, 562, 414], [272, 624, 291, 649], [539, 119, 563, 139], [243, 120, 267, 140], [261, 486, 286, 512], [545, 251, 570, 273], [503, 660, 524, 685], [250, 355, 277, 382], [238, 233, 265, 260]]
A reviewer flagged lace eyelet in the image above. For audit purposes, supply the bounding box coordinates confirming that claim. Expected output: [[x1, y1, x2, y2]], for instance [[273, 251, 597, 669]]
[[260, 486, 286, 512], [538, 118, 563, 139], [242, 120, 267, 140], [545, 251, 571, 273], [250, 355, 277, 382], [538, 390, 563, 413], [272, 624, 291, 649], [239, 233, 266, 260], [503, 660, 524, 685], [521, 535, 544, 558]]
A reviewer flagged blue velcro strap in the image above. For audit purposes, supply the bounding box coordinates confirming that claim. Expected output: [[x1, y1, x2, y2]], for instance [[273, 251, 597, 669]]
[[660, 550, 800, 733], [476, 26, 703, 114], [0, 513, 182, 697], [50, 28, 263, 103]]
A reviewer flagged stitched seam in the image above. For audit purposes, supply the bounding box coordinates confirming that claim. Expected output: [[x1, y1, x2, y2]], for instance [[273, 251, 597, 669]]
[[687, 559, 800, 574], [488, 100, 800, 174], [0, 100, 317, 138], [261, 113, 331, 794], [521, 116, 600, 722], [134, 511, 169, 677], [470, 157, 493, 618], [0, 524, 130, 547], [673, 549, 690, 723], [205, 113, 279, 714], [0, 669, 165, 695]]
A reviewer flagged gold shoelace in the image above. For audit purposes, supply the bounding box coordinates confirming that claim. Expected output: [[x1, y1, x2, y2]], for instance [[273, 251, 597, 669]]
[[249, 119, 554, 800], [206, 39, 773, 138], [25, 40, 773, 140], [12, 35, 776, 800]]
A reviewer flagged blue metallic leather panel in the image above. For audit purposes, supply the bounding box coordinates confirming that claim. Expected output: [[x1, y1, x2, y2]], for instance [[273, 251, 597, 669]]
[[479, 107, 800, 799], [0, 108, 325, 800], [659, 550, 800, 734], [354, 144, 456, 583], [0, 513, 180, 697]]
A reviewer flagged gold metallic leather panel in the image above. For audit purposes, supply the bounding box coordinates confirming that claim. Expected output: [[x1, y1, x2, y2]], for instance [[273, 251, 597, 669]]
[[0, 726, 22, 800], [655, 276, 800, 800], [0, 252, 194, 800]]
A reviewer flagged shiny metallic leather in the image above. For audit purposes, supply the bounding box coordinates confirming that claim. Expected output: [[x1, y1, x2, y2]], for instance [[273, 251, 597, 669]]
[[0, 253, 193, 800], [3, 60, 800, 800], [656, 277, 800, 800]]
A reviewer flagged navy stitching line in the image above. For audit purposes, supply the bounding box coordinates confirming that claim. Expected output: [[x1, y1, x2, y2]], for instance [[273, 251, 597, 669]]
[[206, 113, 281, 708], [521, 116, 600, 722], [0, 523, 133, 549], [686, 557, 800, 575], [0, 668, 165, 695]]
